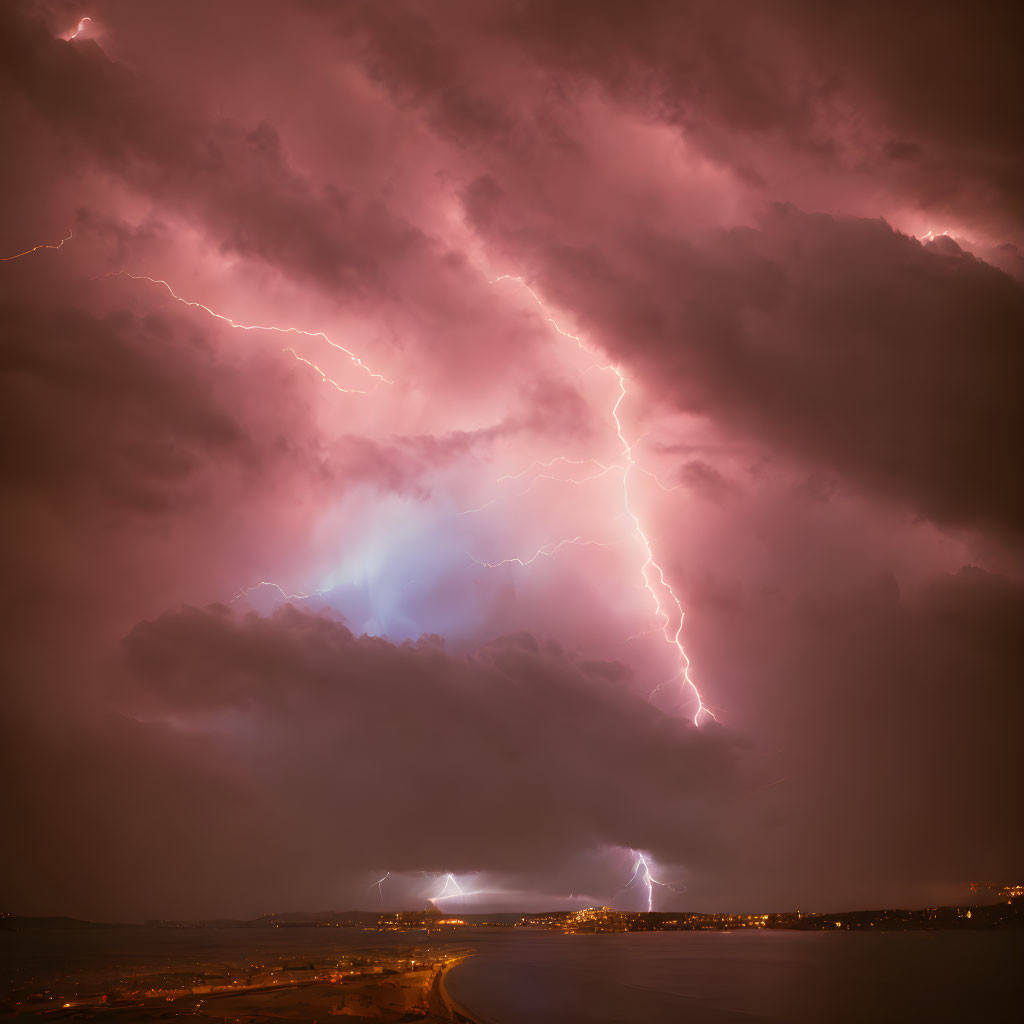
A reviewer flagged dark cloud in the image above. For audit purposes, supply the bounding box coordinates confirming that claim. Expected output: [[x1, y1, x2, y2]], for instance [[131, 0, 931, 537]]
[[1, 0, 1021, 920], [525, 207, 1024, 538], [687, 560, 1024, 910], [497, 0, 1024, 237], [2, 606, 739, 919], [0, 3, 425, 296]]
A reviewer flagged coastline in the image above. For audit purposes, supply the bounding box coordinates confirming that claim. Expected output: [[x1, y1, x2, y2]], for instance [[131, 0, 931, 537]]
[[437, 957, 494, 1024]]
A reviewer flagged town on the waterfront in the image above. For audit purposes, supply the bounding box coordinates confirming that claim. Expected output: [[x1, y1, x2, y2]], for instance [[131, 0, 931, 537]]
[[0, 932, 474, 1024]]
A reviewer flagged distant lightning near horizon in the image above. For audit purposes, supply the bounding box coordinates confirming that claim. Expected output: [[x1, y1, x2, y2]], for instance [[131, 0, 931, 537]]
[[621, 850, 683, 912], [371, 872, 390, 903], [426, 873, 510, 906]]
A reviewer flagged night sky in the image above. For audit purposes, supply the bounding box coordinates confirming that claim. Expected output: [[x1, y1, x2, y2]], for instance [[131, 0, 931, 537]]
[[2, 0, 1021, 922]]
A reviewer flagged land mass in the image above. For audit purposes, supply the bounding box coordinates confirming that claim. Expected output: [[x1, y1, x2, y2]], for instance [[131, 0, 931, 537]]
[[5, 896, 1022, 934]]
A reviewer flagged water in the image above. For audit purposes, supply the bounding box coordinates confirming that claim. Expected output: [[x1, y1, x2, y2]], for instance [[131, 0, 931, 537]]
[[2, 927, 1019, 1022], [443, 930, 1022, 1023]]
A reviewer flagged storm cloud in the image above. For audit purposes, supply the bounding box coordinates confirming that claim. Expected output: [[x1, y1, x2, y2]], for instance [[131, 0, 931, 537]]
[[1, 0, 1021, 919]]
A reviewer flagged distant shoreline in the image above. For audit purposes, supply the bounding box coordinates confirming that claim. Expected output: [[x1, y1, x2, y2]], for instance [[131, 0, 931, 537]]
[[3, 897, 1021, 934]]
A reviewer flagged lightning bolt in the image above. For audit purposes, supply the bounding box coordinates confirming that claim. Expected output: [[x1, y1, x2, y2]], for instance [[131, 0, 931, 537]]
[[484, 445, 678, 511], [103, 271, 391, 393], [230, 580, 327, 603], [620, 850, 683, 912], [280, 347, 361, 394], [2, 228, 73, 262], [469, 535, 624, 569], [430, 873, 465, 903], [371, 871, 390, 903], [609, 368, 713, 725], [458, 459, 618, 515], [105, 266, 709, 728], [93, 260, 712, 901], [495, 458, 606, 485], [65, 17, 92, 40], [425, 873, 511, 906], [484, 276, 715, 726]]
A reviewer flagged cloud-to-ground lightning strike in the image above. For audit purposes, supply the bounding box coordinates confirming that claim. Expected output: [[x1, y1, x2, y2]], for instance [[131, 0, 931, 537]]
[[2, 228, 72, 262], [428, 873, 466, 904], [621, 851, 682, 912], [371, 871, 390, 903], [484, 276, 715, 727], [105, 271, 391, 393], [426, 873, 509, 906]]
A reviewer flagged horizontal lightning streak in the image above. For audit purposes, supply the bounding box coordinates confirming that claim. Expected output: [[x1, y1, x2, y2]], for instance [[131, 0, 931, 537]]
[[426, 873, 516, 906], [429, 873, 464, 904], [470, 535, 622, 569], [230, 581, 326, 603], [2, 228, 73, 262], [496, 455, 611, 485], [459, 459, 618, 516], [429, 889, 493, 904], [516, 464, 618, 491]]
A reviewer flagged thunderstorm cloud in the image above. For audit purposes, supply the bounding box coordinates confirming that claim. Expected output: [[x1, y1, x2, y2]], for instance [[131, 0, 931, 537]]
[[1, 0, 1021, 919]]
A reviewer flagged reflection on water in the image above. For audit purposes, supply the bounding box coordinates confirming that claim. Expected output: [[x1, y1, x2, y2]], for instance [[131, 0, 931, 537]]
[[444, 930, 1022, 1023]]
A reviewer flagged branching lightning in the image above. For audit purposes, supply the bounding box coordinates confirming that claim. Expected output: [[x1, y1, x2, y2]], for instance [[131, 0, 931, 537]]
[[105, 271, 391, 393], [425, 873, 509, 906], [609, 369, 713, 725], [620, 850, 683, 912], [99, 260, 716, 904], [429, 873, 465, 904], [371, 871, 390, 903], [482, 276, 715, 726], [134, 259, 712, 730]]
